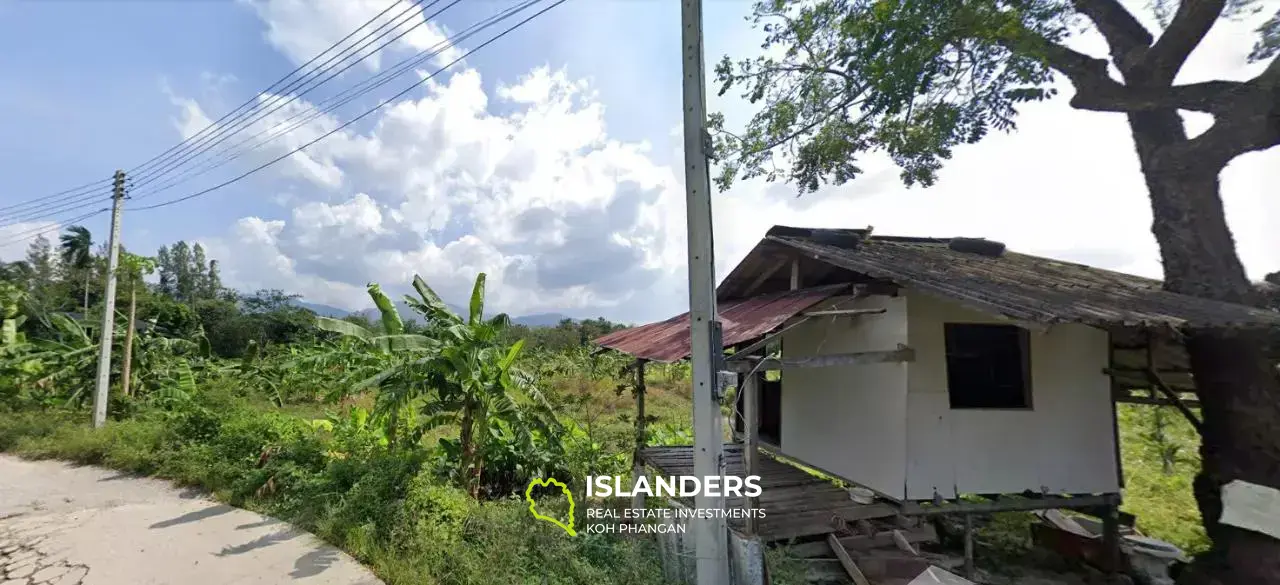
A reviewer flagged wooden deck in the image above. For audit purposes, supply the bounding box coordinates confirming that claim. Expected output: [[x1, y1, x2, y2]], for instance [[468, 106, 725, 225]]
[[639, 444, 899, 542]]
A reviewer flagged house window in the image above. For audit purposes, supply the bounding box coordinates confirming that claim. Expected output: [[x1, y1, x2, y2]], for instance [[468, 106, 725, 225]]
[[944, 323, 1032, 409]]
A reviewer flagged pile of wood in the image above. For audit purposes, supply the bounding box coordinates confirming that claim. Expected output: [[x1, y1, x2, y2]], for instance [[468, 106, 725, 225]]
[[780, 515, 969, 584]]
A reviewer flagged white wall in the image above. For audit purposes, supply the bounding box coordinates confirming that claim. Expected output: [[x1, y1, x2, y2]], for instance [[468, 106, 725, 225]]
[[779, 294, 909, 498], [904, 291, 1120, 499]]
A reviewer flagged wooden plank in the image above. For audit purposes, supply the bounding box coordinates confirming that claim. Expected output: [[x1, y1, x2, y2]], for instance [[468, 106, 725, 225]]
[[891, 529, 918, 556], [828, 534, 872, 585], [791, 259, 801, 290], [1113, 394, 1202, 408], [1146, 368, 1204, 433], [732, 346, 915, 372], [788, 525, 938, 557], [800, 308, 886, 318], [900, 494, 1116, 516], [631, 359, 647, 511]]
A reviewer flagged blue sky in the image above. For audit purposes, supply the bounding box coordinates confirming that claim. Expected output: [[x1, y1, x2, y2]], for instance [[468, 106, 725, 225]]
[[1, 0, 1277, 323]]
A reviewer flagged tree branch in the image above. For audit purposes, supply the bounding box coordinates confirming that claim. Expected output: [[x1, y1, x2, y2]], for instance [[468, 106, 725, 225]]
[[1070, 79, 1245, 113], [1142, 0, 1228, 84], [1071, 0, 1154, 73], [1160, 56, 1280, 169]]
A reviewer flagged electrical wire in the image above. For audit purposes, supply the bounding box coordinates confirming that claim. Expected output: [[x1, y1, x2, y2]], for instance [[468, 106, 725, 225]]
[[130, 0, 567, 212], [0, 207, 110, 249], [127, 0, 443, 193], [0, 177, 112, 215], [125, 0, 414, 183], [129, 0, 538, 202], [0, 0, 408, 221], [0, 190, 114, 229]]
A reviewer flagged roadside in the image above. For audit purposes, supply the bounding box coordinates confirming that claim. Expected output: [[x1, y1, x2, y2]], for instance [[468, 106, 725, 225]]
[[0, 455, 383, 585]]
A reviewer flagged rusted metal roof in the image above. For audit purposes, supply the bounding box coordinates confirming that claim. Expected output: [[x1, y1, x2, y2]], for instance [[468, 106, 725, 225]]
[[761, 226, 1280, 330], [593, 284, 848, 362]]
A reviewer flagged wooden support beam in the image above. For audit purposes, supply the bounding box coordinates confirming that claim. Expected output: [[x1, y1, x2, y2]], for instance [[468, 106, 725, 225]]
[[963, 514, 975, 579], [732, 346, 915, 372], [828, 534, 871, 585], [741, 257, 789, 297], [631, 359, 648, 511], [1114, 392, 1202, 408], [800, 308, 886, 318], [1146, 368, 1204, 433], [900, 493, 1117, 516], [743, 372, 760, 535], [790, 259, 801, 290]]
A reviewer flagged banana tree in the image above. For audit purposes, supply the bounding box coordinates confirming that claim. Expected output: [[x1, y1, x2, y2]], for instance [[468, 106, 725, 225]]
[[313, 282, 439, 434], [401, 272, 557, 498], [118, 252, 156, 397]]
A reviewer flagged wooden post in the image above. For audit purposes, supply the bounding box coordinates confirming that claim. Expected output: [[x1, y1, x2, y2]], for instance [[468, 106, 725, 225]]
[[963, 513, 975, 579], [1101, 503, 1121, 573], [121, 283, 137, 397], [631, 359, 648, 511], [743, 371, 760, 535], [790, 259, 800, 290]]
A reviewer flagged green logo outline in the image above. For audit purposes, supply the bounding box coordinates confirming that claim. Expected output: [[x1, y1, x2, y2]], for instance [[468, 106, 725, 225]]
[[525, 477, 577, 536]]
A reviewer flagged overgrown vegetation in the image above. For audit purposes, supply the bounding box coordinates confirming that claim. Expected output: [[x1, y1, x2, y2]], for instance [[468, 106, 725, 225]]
[[0, 225, 1210, 583]]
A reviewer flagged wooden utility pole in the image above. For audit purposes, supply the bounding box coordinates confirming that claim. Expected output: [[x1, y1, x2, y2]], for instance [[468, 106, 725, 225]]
[[92, 170, 126, 428], [680, 0, 730, 581]]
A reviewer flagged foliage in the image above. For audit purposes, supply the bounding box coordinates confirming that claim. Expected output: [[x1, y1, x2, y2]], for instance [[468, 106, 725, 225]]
[[0, 389, 668, 585]]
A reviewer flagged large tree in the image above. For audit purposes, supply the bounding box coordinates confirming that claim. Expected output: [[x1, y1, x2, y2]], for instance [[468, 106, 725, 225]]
[[711, 1, 1280, 583]]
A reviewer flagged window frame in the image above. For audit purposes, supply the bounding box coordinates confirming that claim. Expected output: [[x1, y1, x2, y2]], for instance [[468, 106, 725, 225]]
[[942, 322, 1034, 411]]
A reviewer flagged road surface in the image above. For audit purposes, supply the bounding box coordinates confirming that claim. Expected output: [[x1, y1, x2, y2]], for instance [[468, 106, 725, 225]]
[[0, 455, 383, 585]]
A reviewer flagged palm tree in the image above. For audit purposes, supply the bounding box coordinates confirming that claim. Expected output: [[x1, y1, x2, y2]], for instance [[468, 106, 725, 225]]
[[58, 226, 93, 314]]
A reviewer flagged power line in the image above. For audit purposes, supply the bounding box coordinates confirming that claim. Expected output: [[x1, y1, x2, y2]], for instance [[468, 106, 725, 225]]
[[131, 0, 566, 213], [127, 0, 443, 193], [0, 207, 110, 250], [0, 190, 114, 230], [130, 0, 537, 202], [1, 0, 407, 219], [0, 177, 112, 215], [125, 0, 413, 182]]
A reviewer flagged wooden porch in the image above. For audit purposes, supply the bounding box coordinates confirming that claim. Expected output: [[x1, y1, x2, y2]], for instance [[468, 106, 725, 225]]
[[639, 443, 899, 542]]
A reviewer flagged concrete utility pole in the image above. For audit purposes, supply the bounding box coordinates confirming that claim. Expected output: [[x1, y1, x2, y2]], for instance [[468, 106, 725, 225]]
[[92, 170, 126, 429], [679, 0, 731, 582]]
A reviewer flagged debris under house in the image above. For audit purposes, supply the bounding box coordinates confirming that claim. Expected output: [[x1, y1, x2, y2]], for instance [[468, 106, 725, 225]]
[[593, 225, 1280, 585]]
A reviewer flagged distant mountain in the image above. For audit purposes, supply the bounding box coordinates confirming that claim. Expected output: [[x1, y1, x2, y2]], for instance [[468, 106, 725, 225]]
[[294, 301, 353, 318], [513, 313, 571, 327], [298, 298, 566, 328]]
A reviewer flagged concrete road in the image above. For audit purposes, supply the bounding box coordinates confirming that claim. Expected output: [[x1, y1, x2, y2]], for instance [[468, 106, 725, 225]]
[[0, 455, 384, 585]]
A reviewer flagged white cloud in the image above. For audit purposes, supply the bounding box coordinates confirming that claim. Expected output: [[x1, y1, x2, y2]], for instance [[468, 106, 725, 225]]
[[240, 0, 459, 73], [179, 0, 1278, 324], [0, 222, 61, 264]]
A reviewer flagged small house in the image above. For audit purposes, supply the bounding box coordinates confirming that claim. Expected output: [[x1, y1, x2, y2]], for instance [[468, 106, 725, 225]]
[[593, 225, 1280, 582]]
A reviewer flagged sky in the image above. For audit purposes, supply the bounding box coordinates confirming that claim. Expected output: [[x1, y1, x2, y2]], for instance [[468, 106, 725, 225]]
[[0, 0, 1276, 325]]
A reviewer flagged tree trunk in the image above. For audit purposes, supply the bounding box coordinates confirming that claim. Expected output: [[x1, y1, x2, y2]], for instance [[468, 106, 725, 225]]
[[121, 282, 137, 398], [82, 276, 90, 316], [459, 400, 478, 498], [1127, 109, 1280, 585]]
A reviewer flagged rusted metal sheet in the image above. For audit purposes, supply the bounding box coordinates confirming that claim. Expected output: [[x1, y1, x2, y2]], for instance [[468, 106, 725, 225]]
[[593, 284, 847, 362]]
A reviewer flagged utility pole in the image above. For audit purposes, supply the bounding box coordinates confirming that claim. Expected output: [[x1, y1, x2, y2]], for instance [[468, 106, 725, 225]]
[[680, 0, 730, 582], [92, 170, 126, 429]]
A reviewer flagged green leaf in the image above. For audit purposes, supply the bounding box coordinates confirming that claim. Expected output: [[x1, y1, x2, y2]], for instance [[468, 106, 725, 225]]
[[315, 316, 376, 342], [469, 273, 487, 325], [411, 274, 454, 320], [373, 334, 439, 352], [367, 282, 404, 335], [499, 339, 525, 371]]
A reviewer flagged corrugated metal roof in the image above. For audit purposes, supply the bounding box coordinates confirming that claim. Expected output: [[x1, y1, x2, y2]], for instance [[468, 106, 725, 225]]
[[593, 284, 848, 362], [766, 227, 1280, 330]]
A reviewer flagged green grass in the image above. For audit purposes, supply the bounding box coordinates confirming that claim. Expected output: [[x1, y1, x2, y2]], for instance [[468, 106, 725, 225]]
[[1116, 403, 1207, 554], [0, 385, 668, 585]]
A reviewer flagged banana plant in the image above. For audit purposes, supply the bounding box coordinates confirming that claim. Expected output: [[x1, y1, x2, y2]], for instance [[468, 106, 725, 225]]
[[399, 272, 558, 497]]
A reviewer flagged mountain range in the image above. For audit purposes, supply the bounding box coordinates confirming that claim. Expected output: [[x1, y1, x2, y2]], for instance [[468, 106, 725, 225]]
[[294, 300, 570, 328]]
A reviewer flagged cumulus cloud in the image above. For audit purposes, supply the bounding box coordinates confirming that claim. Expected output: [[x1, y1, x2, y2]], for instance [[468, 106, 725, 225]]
[[175, 0, 1278, 324]]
